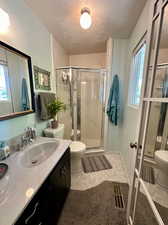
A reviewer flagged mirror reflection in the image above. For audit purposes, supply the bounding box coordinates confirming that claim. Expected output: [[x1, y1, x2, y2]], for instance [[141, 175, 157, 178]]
[[136, 103, 168, 222], [145, 16, 159, 97], [139, 102, 168, 224], [0, 44, 33, 118], [152, 4, 168, 98]]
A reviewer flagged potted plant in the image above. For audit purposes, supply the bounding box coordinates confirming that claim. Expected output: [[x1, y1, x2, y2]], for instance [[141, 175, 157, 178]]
[[47, 98, 66, 129]]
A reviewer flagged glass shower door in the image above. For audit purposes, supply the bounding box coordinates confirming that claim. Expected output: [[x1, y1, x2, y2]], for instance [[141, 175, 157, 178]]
[[56, 67, 106, 149], [78, 69, 106, 148]]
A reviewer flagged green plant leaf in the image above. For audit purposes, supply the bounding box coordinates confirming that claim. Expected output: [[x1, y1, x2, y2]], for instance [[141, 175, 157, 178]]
[[47, 98, 66, 120]]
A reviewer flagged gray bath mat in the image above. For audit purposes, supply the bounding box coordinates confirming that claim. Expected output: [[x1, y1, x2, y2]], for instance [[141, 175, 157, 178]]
[[81, 155, 112, 173], [142, 166, 155, 184]]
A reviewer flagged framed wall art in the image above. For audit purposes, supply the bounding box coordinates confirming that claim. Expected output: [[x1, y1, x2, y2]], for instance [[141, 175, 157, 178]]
[[34, 66, 51, 90]]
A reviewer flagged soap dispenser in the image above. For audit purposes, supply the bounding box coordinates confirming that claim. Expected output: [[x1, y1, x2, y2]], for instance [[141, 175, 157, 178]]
[[0, 142, 10, 160]]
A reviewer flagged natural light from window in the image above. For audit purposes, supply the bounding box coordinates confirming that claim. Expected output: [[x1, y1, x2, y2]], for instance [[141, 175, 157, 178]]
[[129, 43, 146, 106]]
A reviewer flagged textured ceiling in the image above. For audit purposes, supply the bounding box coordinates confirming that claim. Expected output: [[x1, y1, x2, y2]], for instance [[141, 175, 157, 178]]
[[25, 0, 147, 54]]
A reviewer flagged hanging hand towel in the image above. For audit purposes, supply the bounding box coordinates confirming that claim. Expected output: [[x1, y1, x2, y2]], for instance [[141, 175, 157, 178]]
[[21, 78, 30, 111], [38, 92, 56, 120], [106, 74, 119, 125]]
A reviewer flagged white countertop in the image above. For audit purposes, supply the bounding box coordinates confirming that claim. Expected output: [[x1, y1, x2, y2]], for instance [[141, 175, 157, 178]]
[[0, 137, 71, 225]]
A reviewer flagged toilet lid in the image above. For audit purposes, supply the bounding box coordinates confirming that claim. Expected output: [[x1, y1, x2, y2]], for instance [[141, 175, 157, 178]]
[[155, 150, 168, 163], [70, 141, 86, 152]]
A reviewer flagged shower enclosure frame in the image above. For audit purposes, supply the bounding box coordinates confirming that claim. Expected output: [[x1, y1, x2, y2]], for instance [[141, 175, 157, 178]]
[[56, 66, 106, 149]]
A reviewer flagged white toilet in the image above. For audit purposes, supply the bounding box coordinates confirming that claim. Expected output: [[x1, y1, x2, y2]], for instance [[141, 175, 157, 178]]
[[44, 124, 86, 173], [155, 150, 168, 189], [70, 141, 86, 173]]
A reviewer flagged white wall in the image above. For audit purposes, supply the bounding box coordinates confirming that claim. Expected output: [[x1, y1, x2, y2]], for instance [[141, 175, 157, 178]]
[[52, 37, 69, 68], [119, 0, 152, 179], [104, 38, 113, 150], [50, 35, 69, 93], [105, 39, 129, 152], [69, 52, 106, 68], [0, 0, 68, 141], [0, 0, 52, 72], [105, 0, 152, 181]]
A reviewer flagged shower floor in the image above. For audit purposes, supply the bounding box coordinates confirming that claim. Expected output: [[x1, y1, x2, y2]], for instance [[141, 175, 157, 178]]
[[72, 135, 103, 149]]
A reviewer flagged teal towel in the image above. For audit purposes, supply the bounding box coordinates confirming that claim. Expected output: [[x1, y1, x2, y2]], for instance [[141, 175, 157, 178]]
[[106, 75, 119, 125], [21, 78, 30, 111]]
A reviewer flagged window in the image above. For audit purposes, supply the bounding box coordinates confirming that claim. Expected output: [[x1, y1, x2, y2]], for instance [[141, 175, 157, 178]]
[[129, 42, 146, 107], [0, 64, 9, 101]]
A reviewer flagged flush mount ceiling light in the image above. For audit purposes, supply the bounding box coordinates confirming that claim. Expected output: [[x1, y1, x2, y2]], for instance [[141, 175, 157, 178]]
[[80, 8, 92, 30], [0, 8, 10, 33]]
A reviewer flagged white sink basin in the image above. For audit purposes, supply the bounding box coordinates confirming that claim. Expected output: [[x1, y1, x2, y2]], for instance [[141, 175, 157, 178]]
[[20, 141, 59, 168]]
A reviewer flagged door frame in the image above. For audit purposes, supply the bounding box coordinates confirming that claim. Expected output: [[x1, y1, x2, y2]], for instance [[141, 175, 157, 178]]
[[126, 0, 168, 224]]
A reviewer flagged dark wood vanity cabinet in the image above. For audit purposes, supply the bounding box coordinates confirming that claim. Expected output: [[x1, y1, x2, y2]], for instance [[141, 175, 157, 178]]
[[15, 148, 71, 225]]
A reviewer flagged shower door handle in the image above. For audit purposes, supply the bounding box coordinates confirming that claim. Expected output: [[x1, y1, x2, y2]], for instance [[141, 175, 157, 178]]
[[130, 142, 142, 149], [130, 142, 137, 149]]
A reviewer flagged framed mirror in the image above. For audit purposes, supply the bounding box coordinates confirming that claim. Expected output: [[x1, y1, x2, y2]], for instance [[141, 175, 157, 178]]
[[0, 41, 35, 120]]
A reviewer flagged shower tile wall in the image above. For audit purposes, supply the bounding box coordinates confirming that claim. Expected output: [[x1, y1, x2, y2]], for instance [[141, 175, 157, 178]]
[[56, 69, 72, 139], [80, 71, 103, 148]]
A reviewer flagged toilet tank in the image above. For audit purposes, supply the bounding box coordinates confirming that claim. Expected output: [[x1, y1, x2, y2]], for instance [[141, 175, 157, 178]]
[[44, 124, 64, 139]]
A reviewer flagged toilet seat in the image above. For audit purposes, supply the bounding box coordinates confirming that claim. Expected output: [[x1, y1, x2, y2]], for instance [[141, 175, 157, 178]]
[[70, 141, 86, 153], [155, 150, 168, 189], [155, 150, 168, 171]]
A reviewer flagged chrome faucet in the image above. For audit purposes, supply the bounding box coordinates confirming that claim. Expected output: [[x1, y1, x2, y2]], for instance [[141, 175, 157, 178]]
[[21, 136, 29, 148], [21, 127, 36, 148]]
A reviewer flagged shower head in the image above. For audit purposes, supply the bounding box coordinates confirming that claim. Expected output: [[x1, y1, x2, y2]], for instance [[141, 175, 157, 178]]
[[62, 71, 70, 84]]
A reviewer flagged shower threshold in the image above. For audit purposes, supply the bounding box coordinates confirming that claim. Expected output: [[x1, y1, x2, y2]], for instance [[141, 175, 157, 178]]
[[85, 148, 105, 155]]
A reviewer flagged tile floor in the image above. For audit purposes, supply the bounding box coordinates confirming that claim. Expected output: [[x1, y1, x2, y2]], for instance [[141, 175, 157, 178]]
[[71, 152, 168, 207], [71, 152, 129, 190], [70, 152, 168, 224]]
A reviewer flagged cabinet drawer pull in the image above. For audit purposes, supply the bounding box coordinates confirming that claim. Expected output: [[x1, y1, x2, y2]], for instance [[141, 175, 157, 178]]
[[25, 202, 39, 224], [60, 166, 66, 176]]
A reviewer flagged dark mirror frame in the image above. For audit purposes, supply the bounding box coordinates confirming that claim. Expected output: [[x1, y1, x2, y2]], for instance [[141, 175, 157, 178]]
[[0, 40, 35, 121]]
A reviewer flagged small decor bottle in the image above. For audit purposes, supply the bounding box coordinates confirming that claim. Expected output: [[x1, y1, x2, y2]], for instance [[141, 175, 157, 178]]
[[4, 143, 10, 158], [0, 142, 10, 160]]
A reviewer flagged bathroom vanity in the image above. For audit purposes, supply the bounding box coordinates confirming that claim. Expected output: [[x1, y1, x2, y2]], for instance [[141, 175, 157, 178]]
[[0, 137, 71, 225], [14, 147, 70, 225]]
